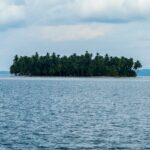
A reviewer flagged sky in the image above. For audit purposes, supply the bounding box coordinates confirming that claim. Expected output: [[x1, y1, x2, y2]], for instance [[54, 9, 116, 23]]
[[0, 0, 150, 70]]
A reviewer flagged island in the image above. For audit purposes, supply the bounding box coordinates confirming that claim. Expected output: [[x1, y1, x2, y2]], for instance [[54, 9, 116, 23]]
[[10, 51, 142, 77]]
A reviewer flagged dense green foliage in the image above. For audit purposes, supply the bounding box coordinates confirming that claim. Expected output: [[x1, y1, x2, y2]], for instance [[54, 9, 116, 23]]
[[10, 51, 142, 77]]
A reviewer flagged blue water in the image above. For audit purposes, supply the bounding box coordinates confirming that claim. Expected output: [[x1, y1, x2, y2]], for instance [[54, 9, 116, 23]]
[[1, 77, 150, 149], [0, 71, 10, 77]]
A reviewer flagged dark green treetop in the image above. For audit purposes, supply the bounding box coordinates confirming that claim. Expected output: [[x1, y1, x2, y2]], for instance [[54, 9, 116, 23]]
[[10, 51, 142, 77]]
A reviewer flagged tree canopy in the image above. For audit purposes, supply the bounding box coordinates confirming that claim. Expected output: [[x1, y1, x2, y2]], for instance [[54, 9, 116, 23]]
[[10, 51, 142, 77]]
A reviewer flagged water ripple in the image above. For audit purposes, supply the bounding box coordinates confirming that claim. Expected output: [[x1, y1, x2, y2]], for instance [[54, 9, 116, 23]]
[[0, 78, 150, 149]]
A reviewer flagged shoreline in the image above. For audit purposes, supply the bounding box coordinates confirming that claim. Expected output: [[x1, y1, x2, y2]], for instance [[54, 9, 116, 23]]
[[0, 76, 148, 81]]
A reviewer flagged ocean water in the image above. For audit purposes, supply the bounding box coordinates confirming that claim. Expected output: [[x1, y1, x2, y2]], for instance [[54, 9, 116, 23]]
[[1, 77, 150, 150]]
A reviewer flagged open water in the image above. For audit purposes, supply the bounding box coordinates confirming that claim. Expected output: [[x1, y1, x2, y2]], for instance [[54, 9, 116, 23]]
[[0, 77, 150, 149]]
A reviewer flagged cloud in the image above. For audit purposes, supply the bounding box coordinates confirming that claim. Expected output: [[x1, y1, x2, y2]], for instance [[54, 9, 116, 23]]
[[0, 21, 150, 69], [0, 24, 113, 42], [37, 24, 113, 42], [1, 0, 150, 30], [24, 0, 150, 25], [0, 0, 25, 30]]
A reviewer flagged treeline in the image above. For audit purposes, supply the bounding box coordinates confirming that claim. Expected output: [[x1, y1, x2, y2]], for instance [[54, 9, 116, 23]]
[[10, 51, 142, 77]]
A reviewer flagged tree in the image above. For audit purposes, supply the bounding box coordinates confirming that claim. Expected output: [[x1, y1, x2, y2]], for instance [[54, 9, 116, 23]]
[[134, 60, 142, 70], [10, 52, 142, 77]]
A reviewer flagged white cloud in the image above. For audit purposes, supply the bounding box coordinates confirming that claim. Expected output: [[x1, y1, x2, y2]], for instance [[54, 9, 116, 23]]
[[24, 0, 150, 25], [0, 0, 25, 27], [1, 24, 113, 42], [37, 24, 113, 42], [1, 0, 150, 29]]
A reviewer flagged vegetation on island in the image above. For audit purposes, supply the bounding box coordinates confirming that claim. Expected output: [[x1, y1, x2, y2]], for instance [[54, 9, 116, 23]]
[[10, 51, 142, 77]]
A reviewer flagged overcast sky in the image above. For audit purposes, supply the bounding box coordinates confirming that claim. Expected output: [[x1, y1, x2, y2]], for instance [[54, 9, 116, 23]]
[[0, 0, 150, 70]]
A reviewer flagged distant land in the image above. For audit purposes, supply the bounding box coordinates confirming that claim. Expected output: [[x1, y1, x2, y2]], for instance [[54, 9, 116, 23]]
[[0, 71, 10, 77], [10, 52, 142, 77], [0, 70, 150, 77], [0, 70, 149, 77], [137, 69, 150, 76]]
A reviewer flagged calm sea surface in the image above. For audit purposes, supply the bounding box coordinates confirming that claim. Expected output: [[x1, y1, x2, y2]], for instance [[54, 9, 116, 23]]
[[1, 77, 150, 150]]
